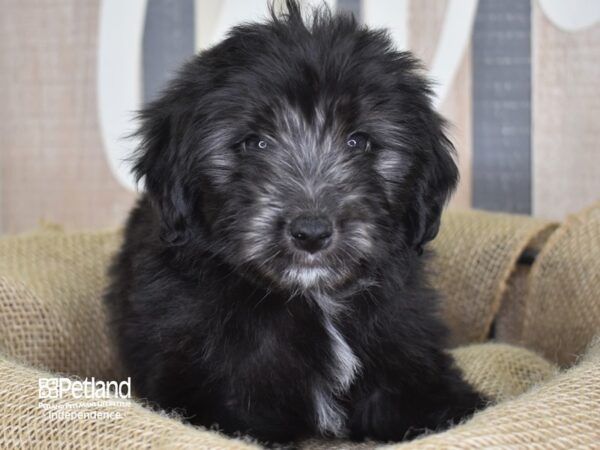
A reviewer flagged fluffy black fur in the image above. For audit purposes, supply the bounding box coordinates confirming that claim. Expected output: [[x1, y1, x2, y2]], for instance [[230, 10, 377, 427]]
[[105, 2, 485, 445]]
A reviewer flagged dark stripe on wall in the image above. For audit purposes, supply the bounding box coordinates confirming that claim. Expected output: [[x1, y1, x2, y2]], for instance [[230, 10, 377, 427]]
[[336, 0, 362, 20], [143, 0, 195, 104], [472, 0, 532, 214]]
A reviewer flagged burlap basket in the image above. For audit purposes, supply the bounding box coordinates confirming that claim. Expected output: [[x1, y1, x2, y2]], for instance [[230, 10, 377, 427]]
[[1, 204, 599, 449], [501, 202, 600, 366]]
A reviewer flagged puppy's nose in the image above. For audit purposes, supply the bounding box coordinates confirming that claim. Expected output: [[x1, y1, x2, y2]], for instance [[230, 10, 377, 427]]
[[289, 216, 332, 253]]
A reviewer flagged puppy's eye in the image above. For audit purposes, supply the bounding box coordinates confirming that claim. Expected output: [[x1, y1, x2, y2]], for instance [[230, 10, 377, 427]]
[[346, 133, 369, 151], [244, 135, 268, 151]]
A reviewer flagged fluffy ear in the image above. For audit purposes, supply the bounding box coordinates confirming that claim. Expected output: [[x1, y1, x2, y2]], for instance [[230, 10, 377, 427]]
[[406, 113, 459, 254], [132, 100, 193, 246]]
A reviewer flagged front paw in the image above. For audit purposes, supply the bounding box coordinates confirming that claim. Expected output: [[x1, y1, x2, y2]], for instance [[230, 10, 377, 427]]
[[426, 388, 488, 431], [348, 387, 487, 443], [348, 390, 415, 442]]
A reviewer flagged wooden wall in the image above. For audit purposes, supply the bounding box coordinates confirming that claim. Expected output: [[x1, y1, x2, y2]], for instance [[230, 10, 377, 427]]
[[0, 0, 598, 234], [409, 0, 473, 210], [532, 1, 600, 219], [0, 0, 136, 233]]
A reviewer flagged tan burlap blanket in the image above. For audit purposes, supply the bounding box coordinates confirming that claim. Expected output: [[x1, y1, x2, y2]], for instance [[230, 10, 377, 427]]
[[1, 204, 599, 449]]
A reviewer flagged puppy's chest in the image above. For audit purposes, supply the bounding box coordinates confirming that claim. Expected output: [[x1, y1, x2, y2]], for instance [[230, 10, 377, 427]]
[[311, 310, 361, 437], [230, 297, 362, 437], [234, 302, 361, 385]]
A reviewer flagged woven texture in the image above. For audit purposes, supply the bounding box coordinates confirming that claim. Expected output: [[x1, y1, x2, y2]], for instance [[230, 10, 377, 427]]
[[1, 208, 599, 449], [386, 338, 600, 450], [0, 344, 556, 450], [519, 201, 600, 366], [494, 224, 558, 343], [0, 211, 555, 379], [451, 343, 557, 402], [0, 356, 261, 450], [0, 226, 123, 380], [299, 343, 558, 450], [429, 210, 555, 346]]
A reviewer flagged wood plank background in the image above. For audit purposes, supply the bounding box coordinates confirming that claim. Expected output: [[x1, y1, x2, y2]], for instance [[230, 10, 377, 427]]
[[0, 0, 598, 233], [0, 0, 136, 233], [532, 0, 600, 219]]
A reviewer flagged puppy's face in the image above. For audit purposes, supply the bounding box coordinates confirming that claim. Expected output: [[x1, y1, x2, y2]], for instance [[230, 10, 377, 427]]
[[216, 103, 394, 291], [135, 8, 458, 293]]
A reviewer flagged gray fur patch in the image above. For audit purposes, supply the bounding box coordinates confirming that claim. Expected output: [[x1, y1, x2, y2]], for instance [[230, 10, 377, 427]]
[[311, 293, 361, 436]]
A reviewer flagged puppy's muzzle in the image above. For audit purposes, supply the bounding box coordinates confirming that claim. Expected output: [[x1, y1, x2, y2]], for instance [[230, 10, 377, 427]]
[[289, 215, 333, 253]]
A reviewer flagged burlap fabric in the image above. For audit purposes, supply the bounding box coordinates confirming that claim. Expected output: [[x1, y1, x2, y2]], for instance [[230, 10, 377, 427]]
[[0, 210, 557, 375], [300, 343, 558, 450], [429, 209, 556, 346], [1, 208, 599, 449], [502, 201, 600, 366], [0, 344, 557, 450], [0, 226, 123, 380], [0, 356, 261, 450], [494, 224, 558, 344], [386, 338, 600, 450]]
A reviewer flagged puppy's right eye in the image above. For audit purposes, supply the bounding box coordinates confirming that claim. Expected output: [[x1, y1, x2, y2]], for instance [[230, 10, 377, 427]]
[[243, 135, 268, 151], [346, 133, 370, 151]]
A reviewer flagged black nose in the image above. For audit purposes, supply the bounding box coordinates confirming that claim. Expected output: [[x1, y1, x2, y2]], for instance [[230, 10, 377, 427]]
[[289, 216, 333, 253]]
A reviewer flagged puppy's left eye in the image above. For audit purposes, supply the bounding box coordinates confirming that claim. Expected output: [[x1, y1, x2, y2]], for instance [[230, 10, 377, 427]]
[[346, 133, 370, 151], [243, 135, 268, 151]]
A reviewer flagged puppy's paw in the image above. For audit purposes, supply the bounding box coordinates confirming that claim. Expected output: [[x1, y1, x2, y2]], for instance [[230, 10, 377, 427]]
[[348, 386, 487, 443], [426, 388, 488, 431], [348, 390, 416, 442]]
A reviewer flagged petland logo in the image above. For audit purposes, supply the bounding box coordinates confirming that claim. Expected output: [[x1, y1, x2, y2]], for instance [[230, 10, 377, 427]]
[[38, 377, 131, 400]]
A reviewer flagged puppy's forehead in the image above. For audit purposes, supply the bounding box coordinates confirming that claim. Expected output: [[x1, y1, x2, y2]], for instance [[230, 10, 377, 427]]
[[272, 101, 329, 136], [251, 70, 359, 140], [206, 24, 413, 144]]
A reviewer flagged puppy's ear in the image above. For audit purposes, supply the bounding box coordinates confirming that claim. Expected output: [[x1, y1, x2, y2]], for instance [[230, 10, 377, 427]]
[[132, 101, 192, 246], [406, 113, 459, 254]]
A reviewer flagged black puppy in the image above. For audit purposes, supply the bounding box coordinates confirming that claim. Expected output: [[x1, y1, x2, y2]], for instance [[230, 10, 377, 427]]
[[105, 1, 485, 445]]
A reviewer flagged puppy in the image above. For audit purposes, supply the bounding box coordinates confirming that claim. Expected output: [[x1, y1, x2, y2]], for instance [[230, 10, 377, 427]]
[[105, 1, 485, 445]]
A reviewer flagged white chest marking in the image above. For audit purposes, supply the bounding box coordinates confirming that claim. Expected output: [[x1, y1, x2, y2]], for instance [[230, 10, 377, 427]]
[[312, 295, 361, 437], [323, 315, 360, 392]]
